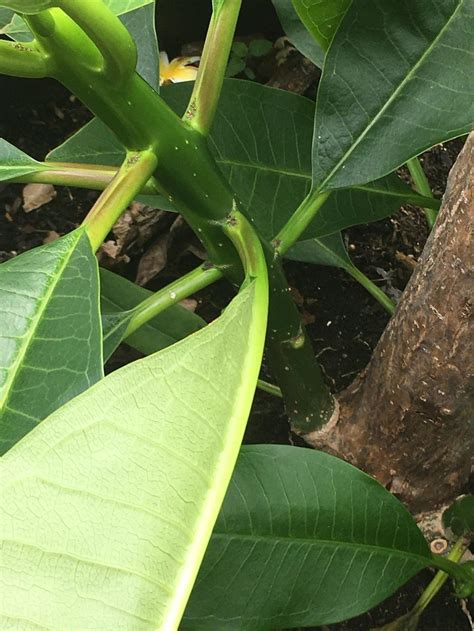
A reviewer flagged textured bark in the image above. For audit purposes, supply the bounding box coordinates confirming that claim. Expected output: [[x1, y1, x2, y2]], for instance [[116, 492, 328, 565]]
[[305, 134, 474, 513]]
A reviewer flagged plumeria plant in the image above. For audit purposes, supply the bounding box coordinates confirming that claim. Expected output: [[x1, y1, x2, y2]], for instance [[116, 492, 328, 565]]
[[0, 0, 473, 629]]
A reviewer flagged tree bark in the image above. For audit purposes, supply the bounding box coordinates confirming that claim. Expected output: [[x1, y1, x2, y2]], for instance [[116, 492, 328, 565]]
[[304, 133, 474, 513]]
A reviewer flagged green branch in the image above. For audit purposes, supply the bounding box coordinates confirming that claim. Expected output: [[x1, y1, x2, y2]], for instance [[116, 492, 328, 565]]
[[0, 40, 49, 78], [11, 161, 162, 196], [273, 191, 332, 256], [406, 156, 437, 230], [346, 266, 396, 315], [58, 0, 137, 84], [125, 264, 222, 338], [82, 150, 158, 251], [184, 0, 242, 135]]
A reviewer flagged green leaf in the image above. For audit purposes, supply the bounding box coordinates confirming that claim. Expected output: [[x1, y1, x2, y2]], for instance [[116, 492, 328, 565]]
[[0, 138, 45, 181], [231, 41, 248, 58], [286, 231, 353, 270], [248, 39, 272, 58], [0, 0, 52, 13], [291, 0, 350, 50], [100, 267, 205, 360], [270, 0, 324, 66], [454, 561, 474, 598], [313, 0, 474, 193], [0, 279, 267, 629], [0, 228, 103, 455], [443, 495, 474, 537], [47, 81, 436, 240], [183, 444, 431, 629], [119, 1, 159, 91], [0, 7, 14, 29]]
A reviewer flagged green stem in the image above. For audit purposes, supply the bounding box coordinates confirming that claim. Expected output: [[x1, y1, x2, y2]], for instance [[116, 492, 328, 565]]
[[431, 551, 471, 584], [274, 190, 332, 256], [346, 265, 396, 315], [257, 379, 283, 398], [12, 161, 163, 196], [184, 0, 242, 135], [414, 538, 468, 616], [57, 0, 137, 84], [82, 150, 158, 251], [406, 156, 437, 230], [25, 4, 333, 432], [125, 264, 222, 338], [0, 39, 49, 78]]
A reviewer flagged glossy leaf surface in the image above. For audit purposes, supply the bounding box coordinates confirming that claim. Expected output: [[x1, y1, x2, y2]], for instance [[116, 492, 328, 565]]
[[270, 0, 324, 66], [184, 445, 431, 629], [0, 228, 102, 455], [100, 267, 204, 360], [291, 0, 349, 49], [313, 0, 474, 192], [0, 280, 267, 629], [47, 81, 436, 239], [0, 138, 44, 181]]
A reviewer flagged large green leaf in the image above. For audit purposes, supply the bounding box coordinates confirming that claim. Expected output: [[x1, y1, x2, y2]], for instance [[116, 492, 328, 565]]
[[120, 1, 159, 91], [183, 445, 432, 629], [100, 267, 205, 360], [313, 0, 474, 193], [0, 228, 103, 455], [47, 81, 437, 239], [0, 279, 267, 629], [0, 138, 45, 181], [291, 0, 350, 50], [270, 0, 324, 66]]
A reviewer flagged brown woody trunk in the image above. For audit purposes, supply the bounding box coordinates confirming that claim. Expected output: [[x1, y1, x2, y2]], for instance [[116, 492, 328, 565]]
[[304, 134, 474, 513]]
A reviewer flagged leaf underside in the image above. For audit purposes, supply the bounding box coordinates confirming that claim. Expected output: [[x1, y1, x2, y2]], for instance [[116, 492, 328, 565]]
[[0, 282, 265, 630]]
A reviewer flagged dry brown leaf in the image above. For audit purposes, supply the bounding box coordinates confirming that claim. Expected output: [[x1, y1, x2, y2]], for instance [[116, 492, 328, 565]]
[[22, 183, 56, 212], [135, 234, 168, 286], [42, 231, 60, 244], [179, 298, 198, 312]]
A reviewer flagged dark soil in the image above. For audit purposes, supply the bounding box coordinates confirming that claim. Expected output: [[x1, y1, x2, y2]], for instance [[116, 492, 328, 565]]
[[0, 60, 471, 631]]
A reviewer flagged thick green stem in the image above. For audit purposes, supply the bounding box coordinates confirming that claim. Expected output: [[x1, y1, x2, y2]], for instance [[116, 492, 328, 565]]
[[82, 150, 158, 251], [346, 266, 396, 315], [25, 4, 334, 432], [406, 156, 437, 230], [125, 264, 222, 338], [57, 0, 137, 84], [184, 0, 242, 135], [0, 39, 49, 78]]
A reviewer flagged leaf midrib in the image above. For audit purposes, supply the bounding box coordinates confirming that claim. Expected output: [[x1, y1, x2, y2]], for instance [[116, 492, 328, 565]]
[[0, 231, 82, 417], [316, 0, 463, 192], [212, 530, 431, 565]]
